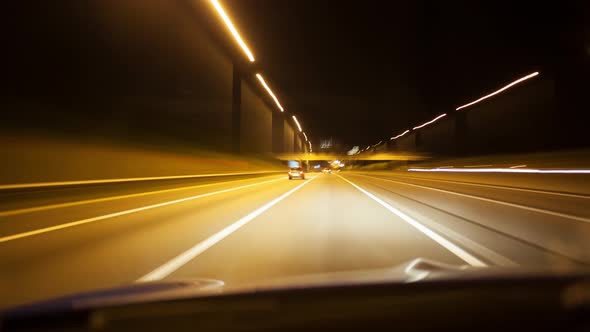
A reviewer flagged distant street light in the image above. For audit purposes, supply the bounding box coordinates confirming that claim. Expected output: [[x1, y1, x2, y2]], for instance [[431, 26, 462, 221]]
[[209, 0, 255, 62], [256, 74, 284, 112]]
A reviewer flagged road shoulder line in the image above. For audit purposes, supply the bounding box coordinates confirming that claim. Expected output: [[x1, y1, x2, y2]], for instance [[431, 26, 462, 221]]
[[336, 174, 487, 267], [352, 173, 590, 223], [357, 172, 590, 199]]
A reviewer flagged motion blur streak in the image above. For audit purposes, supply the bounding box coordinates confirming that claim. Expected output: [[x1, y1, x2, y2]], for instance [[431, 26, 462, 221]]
[[292, 115, 303, 132], [255, 74, 284, 112], [302, 132, 308, 141], [209, 0, 255, 62], [409, 167, 590, 174], [358, 174, 590, 223], [0, 177, 273, 217], [337, 175, 487, 267], [138, 176, 316, 281], [0, 178, 283, 244], [0, 171, 280, 191], [390, 129, 410, 140], [455, 72, 540, 110], [412, 114, 447, 130], [388, 175, 590, 199]]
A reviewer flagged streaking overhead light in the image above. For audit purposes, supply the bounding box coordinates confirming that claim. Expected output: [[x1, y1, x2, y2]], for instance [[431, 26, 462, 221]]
[[256, 74, 284, 112], [292, 116, 303, 132], [302, 132, 308, 141], [390, 129, 410, 140], [413, 113, 446, 130], [455, 72, 539, 111], [209, 0, 255, 62], [408, 167, 590, 174]]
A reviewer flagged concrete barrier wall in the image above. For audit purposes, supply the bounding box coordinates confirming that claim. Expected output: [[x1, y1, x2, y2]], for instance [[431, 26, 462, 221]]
[[461, 78, 554, 154], [0, 135, 284, 184], [241, 81, 273, 153], [296, 136, 303, 153], [417, 116, 456, 153], [395, 132, 417, 152], [396, 77, 556, 156], [4, 1, 235, 150], [3, 1, 294, 155], [283, 120, 295, 153], [0, 0, 306, 187]]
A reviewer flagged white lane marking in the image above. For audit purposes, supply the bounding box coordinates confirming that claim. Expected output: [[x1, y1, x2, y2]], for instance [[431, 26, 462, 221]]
[[0, 171, 282, 190], [363, 173, 590, 200], [138, 177, 316, 282], [0, 178, 284, 244], [353, 174, 590, 223], [351, 175, 517, 266], [0, 176, 283, 217], [337, 175, 486, 267], [409, 167, 590, 174]]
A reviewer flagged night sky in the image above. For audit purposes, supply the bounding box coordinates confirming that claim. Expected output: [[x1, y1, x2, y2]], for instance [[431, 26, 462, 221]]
[[226, 0, 586, 147]]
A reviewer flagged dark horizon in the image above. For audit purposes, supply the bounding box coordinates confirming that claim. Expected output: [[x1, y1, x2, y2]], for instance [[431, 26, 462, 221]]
[[228, 0, 588, 147]]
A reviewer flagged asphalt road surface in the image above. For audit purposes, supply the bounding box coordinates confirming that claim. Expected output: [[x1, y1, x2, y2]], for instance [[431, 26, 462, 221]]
[[1, 171, 589, 309]]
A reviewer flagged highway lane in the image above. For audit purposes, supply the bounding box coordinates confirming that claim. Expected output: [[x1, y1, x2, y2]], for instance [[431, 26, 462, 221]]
[[0, 173, 296, 307], [346, 172, 590, 263], [0, 174, 286, 240], [0, 171, 588, 309]]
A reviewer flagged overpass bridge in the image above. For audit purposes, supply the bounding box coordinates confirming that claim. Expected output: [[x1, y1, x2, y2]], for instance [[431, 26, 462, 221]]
[[275, 152, 428, 161]]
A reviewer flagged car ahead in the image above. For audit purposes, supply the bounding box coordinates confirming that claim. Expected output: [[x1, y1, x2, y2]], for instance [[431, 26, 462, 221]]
[[288, 167, 305, 180], [322, 168, 331, 174]]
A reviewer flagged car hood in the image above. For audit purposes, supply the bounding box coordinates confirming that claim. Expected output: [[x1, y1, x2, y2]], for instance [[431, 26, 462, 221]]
[[4, 258, 588, 317]]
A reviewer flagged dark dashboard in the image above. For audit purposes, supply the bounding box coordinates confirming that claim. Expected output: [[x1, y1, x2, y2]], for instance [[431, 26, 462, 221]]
[[3, 274, 590, 332]]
